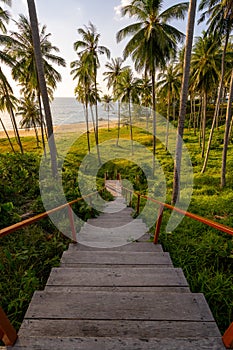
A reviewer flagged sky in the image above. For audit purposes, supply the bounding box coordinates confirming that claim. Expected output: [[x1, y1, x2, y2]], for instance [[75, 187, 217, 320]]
[[3, 0, 206, 97]]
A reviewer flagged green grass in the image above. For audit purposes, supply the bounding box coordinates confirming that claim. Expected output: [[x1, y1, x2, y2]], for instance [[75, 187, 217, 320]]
[[0, 123, 233, 335]]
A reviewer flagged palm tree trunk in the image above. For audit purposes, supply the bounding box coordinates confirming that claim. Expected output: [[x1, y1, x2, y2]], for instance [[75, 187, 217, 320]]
[[116, 100, 121, 146], [85, 97, 91, 154], [94, 71, 101, 165], [201, 91, 207, 158], [128, 97, 133, 155], [201, 29, 230, 174], [90, 104, 96, 135], [172, 0, 197, 204], [27, 0, 57, 177], [0, 118, 15, 153], [151, 71, 156, 175], [221, 69, 233, 188], [37, 91, 46, 156], [9, 106, 24, 154], [165, 87, 171, 150]]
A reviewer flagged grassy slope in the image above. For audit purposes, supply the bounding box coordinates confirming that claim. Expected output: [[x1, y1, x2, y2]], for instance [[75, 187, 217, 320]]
[[0, 124, 232, 334]]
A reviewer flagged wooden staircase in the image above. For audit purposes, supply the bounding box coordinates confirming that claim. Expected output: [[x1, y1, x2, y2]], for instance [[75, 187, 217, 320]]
[[4, 182, 225, 349]]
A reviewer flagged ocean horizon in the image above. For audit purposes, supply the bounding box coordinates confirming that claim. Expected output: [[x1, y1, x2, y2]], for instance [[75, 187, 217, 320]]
[[0, 97, 117, 131]]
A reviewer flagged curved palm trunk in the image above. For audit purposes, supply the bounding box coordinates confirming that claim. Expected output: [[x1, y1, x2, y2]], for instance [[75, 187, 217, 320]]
[[201, 30, 230, 173], [27, 0, 57, 177], [90, 104, 96, 135], [172, 0, 197, 204], [221, 69, 233, 188], [9, 106, 24, 154], [0, 118, 15, 153], [116, 100, 121, 146]]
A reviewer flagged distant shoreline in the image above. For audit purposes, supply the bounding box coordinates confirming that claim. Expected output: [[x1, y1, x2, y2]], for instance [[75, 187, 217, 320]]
[[0, 120, 118, 139]]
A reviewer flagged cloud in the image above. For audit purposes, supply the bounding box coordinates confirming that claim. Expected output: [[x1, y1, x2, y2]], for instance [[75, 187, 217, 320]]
[[114, 0, 131, 19]]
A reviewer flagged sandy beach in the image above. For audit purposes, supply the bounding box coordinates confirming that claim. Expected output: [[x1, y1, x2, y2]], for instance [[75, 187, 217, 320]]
[[0, 120, 118, 139]]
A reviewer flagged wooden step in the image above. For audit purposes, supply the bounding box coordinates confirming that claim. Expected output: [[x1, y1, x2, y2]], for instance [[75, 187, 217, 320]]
[[24, 291, 215, 322], [46, 267, 189, 288], [68, 242, 163, 252], [60, 251, 173, 267], [9, 336, 225, 350]]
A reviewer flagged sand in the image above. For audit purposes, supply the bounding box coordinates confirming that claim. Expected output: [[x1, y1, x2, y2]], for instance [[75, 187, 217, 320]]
[[0, 120, 118, 139]]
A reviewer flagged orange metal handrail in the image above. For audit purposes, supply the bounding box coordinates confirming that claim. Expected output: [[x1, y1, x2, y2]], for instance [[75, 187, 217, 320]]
[[121, 185, 233, 348], [0, 189, 101, 346], [0, 191, 98, 240]]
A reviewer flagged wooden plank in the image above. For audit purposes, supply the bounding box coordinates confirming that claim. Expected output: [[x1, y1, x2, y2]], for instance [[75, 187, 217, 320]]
[[18, 319, 221, 338], [44, 286, 190, 293], [46, 267, 188, 287], [61, 251, 173, 265], [8, 336, 225, 350], [68, 242, 163, 252], [25, 291, 215, 322]]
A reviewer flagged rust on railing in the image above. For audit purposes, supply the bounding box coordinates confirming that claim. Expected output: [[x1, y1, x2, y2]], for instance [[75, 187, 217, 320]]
[[0, 307, 17, 346]]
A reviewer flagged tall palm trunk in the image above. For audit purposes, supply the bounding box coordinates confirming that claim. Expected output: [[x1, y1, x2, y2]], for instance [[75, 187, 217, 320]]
[[0, 118, 15, 153], [165, 87, 171, 150], [201, 91, 207, 158], [84, 94, 91, 154], [128, 95, 133, 155], [116, 100, 121, 146], [201, 30, 230, 173], [151, 70, 156, 175], [37, 91, 46, 156], [94, 67, 101, 165], [221, 68, 233, 188], [27, 0, 57, 177], [172, 0, 197, 204]]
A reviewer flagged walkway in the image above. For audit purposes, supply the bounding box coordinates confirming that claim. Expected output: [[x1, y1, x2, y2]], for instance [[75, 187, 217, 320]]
[[5, 181, 225, 349]]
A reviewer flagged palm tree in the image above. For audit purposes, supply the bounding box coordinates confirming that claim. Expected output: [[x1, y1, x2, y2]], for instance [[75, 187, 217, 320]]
[[115, 68, 140, 154], [0, 0, 24, 152], [117, 0, 189, 173], [73, 22, 110, 164], [199, 0, 233, 173], [190, 32, 221, 157], [8, 14, 66, 156], [26, 0, 61, 176], [17, 93, 41, 147], [172, 0, 197, 204], [102, 94, 113, 131], [104, 57, 129, 145], [71, 57, 92, 153], [157, 63, 181, 149], [221, 68, 233, 187], [137, 74, 152, 130]]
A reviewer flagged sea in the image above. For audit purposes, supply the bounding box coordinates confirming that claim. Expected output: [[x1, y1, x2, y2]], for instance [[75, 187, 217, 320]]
[[0, 97, 117, 130]]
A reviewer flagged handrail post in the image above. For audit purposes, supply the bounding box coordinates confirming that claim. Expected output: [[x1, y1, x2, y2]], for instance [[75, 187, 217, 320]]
[[0, 307, 17, 346], [68, 205, 77, 243], [222, 322, 233, 349], [154, 204, 164, 244], [136, 194, 141, 215]]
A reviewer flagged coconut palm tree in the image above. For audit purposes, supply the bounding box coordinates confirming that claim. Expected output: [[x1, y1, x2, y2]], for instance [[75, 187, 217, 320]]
[[8, 14, 66, 137], [104, 57, 129, 145], [117, 0, 189, 173], [172, 0, 197, 204], [199, 0, 233, 173], [71, 56, 92, 153], [102, 94, 113, 131], [157, 63, 181, 149], [26, 0, 59, 176], [115, 68, 140, 154], [190, 32, 221, 157], [17, 93, 41, 147], [73, 22, 110, 164]]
